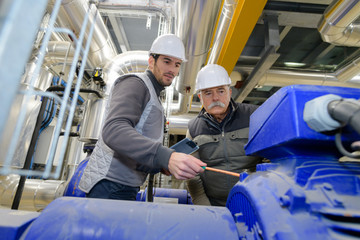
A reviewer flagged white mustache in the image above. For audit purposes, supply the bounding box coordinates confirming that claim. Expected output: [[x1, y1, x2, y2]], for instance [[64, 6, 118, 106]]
[[208, 101, 225, 109]]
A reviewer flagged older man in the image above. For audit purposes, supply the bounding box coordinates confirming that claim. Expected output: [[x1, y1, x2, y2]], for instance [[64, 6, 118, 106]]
[[186, 64, 263, 206], [79, 34, 205, 201]]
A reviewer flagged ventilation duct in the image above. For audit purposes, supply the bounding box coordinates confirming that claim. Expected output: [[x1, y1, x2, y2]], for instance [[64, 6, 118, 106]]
[[208, 0, 237, 64], [308, 0, 360, 84], [174, 0, 223, 114], [168, 114, 198, 135], [257, 68, 360, 88], [47, 0, 117, 68], [79, 51, 149, 142], [318, 0, 360, 47], [103, 51, 149, 94], [0, 174, 66, 212]]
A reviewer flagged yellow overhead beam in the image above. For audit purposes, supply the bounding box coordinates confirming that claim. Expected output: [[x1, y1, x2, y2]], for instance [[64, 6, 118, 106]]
[[217, 0, 268, 74]]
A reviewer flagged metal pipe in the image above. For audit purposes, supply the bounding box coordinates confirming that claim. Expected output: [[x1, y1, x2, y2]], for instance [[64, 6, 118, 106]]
[[318, 0, 360, 46], [40, 41, 95, 69], [254, 68, 360, 88], [0, 174, 66, 212], [47, 0, 117, 68], [78, 51, 149, 142], [103, 51, 149, 94], [168, 113, 198, 135], [97, 2, 171, 26], [174, 0, 223, 114], [336, 53, 360, 82], [208, 0, 236, 64]]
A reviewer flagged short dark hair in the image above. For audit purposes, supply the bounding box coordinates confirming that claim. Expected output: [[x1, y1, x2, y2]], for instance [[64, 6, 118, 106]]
[[150, 54, 160, 62]]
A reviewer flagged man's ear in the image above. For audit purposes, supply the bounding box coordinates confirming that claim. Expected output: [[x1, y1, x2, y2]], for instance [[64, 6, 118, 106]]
[[148, 56, 154, 70], [198, 92, 203, 105]]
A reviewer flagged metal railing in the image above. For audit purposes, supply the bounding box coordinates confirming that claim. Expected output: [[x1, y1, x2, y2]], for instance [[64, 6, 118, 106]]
[[0, 0, 96, 180]]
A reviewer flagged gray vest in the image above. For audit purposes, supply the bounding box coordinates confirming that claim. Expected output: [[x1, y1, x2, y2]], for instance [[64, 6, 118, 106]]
[[188, 101, 262, 206], [79, 73, 164, 192], [193, 129, 260, 205]]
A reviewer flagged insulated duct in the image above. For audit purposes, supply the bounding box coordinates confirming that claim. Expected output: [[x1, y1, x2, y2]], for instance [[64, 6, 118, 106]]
[[317, 1, 360, 83], [0, 174, 66, 212], [208, 0, 236, 64], [102, 51, 149, 95], [47, 0, 117, 68], [43, 41, 75, 66], [257, 68, 360, 88], [174, 0, 223, 114], [40, 41, 94, 70], [318, 0, 360, 47], [168, 114, 198, 135], [98, 1, 171, 26], [79, 51, 149, 142]]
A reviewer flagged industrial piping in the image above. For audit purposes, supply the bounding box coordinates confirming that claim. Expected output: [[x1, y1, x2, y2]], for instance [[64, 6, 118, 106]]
[[318, 0, 360, 47]]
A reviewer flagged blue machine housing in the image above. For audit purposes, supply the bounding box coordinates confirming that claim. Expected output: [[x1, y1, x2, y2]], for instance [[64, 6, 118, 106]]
[[63, 158, 88, 197], [3, 85, 360, 240], [23, 197, 239, 240], [226, 85, 360, 239], [63, 160, 194, 205], [137, 187, 193, 204]]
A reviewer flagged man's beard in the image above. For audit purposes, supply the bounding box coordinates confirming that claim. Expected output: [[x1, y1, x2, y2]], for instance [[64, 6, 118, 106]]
[[153, 64, 174, 87]]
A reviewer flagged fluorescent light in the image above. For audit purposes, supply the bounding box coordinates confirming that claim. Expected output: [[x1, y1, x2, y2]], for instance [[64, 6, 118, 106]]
[[284, 62, 306, 67]]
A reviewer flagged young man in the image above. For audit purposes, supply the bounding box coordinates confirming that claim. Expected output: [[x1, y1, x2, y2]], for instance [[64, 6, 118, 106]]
[[79, 34, 205, 200], [186, 64, 263, 206]]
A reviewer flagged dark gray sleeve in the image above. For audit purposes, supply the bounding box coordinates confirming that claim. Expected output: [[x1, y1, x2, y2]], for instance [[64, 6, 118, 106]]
[[102, 76, 173, 169], [186, 175, 211, 205]]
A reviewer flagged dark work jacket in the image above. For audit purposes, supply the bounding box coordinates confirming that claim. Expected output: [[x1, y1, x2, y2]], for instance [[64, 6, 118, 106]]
[[187, 99, 262, 206]]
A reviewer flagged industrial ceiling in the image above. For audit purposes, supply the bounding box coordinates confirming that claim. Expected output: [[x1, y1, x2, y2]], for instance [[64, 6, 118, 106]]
[[97, 0, 360, 106]]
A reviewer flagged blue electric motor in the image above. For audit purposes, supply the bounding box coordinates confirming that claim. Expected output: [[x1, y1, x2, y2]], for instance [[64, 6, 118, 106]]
[[226, 85, 360, 239]]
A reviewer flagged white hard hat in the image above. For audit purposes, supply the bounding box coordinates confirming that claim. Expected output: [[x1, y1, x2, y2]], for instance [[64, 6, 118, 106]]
[[195, 64, 231, 91], [149, 34, 187, 62]]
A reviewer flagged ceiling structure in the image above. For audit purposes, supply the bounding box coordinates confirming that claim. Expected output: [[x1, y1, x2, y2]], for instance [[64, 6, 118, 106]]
[[97, 0, 360, 107]]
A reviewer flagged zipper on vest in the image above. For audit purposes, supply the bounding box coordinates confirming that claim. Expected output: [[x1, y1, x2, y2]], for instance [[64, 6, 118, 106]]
[[221, 124, 231, 189]]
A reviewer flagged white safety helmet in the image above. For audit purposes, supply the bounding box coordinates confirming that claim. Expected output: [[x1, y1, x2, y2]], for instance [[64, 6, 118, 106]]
[[149, 34, 187, 62], [195, 64, 231, 91]]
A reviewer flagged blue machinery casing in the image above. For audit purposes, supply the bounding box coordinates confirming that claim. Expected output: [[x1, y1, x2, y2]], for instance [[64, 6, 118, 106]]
[[2, 85, 360, 239], [227, 85, 360, 239], [63, 158, 88, 198], [24, 197, 239, 239]]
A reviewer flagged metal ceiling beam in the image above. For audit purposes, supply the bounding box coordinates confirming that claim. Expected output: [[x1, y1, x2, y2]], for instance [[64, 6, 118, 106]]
[[233, 13, 280, 103], [233, 45, 280, 102], [302, 42, 332, 65], [216, 0, 267, 74], [108, 15, 130, 52]]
